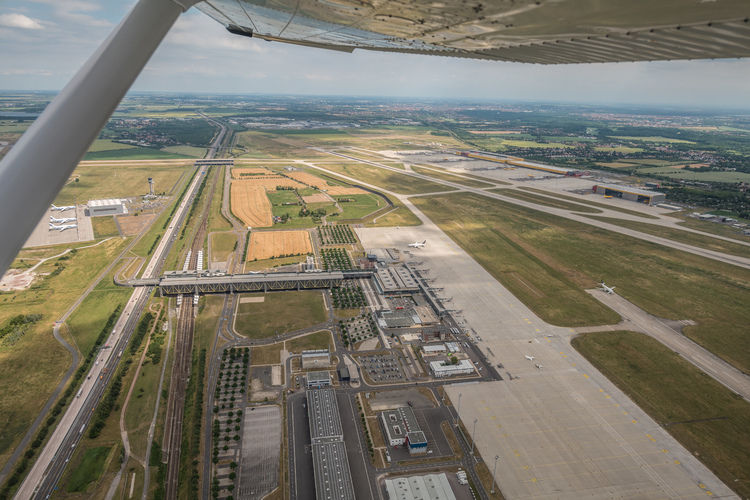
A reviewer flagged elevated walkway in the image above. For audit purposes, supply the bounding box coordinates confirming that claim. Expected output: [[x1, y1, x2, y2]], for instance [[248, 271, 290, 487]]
[[118, 269, 374, 295]]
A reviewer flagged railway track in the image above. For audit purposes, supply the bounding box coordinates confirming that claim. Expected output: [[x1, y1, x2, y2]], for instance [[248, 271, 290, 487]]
[[162, 167, 219, 499]]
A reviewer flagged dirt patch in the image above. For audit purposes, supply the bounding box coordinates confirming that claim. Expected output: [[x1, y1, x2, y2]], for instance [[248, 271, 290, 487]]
[[232, 167, 273, 178], [302, 193, 332, 204], [240, 296, 265, 304], [117, 213, 155, 236]]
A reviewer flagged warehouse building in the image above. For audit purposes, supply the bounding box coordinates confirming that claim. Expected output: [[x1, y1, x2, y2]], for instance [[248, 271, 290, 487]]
[[306, 388, 355, 500], [302, 349, 330, 369], [306, 371, 331, 388], [592, 184, 666, 204], [385, 473, 457, 500], [88, 198, 126, 216], [374, 266, 420, 294], [380, 407, 428, 454]]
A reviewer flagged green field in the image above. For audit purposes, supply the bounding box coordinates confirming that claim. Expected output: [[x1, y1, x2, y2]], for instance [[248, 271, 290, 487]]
[[411, 166, 496, 188], [610, 136, 695, 144], [234, 291, 326, 338], [593, 146, 644, 153], [583, 215, 750, 259], [636, 166, 750, 183], [86, 139, 139, 152], [251, 343, 283, 365], [491, 188, 602, 213], [267, 190, 300, 205], [207, 165, 232, 232], [287, 330, 333, 353], [244, 255, 308, 271], [210, 232, 238, 262], [66, 286, 131, 357], [501, 140, 575, 149], [161, 145, 207, 157], [315, 163, 456, 195], [336, 193, 383, 220], [67, 446, 112, 492], [572, 331, 750, 499], [414, 192, 750, 373], [54, 161, 191, 204], [83, 148, 193, 161]]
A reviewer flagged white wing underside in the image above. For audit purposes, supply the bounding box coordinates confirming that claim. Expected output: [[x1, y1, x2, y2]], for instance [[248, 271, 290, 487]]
[[197, 0, 750, 64]]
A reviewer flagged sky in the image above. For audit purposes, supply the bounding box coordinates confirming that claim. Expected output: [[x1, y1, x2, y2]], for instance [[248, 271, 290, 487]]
[[2, 0, 750, 108]]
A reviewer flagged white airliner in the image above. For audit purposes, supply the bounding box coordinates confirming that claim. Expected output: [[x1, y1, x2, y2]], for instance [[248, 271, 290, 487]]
[[598, 282, 616, 295], [408, 240, 427, 248], [49, 223, 78, 232], [0, 0, 748, 278], [50, 216, 77, 224], [51, 204, 75, 212], [525, 356, 535, 362]]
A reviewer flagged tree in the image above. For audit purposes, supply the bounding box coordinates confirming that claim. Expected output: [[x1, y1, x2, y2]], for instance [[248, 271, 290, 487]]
[[450, 356, 459, 365]]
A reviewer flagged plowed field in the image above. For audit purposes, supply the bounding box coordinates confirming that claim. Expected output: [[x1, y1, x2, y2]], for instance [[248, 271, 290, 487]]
[[230, 181, 273, 227], [237, 177, 305, 190], [246, 230, 312, 260]]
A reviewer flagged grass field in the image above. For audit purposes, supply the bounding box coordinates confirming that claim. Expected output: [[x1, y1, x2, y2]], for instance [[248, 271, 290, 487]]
[[414, 192, 750, 372], [161, 145, 207, 157], [520, 188, 659, 219], [66, 287, 131, 357], [267, 190, 300, 205], [502, 140, 575, 149], [207, 165, 232, 233], [596, 161, 638, 169], [583, 215, 750, 259], [92, 216, 120, 238], [314, 163, 457, 195], [243, 255, 308, 272], [54, 161, 192, 205], [66, 446, 112, 492], [610, 136, 695, 144], [572, 331, 750, 499], [287, 330, 333, 353], [211, 232, 238, 262], [363, 197, 422, 227], [234, 291, 326, 338], [636, 166, 750, 183], [83, 147, 193, 161], [87, 139, 138, 152], [336, 193, 383, 220], [251, 343, 283, 365], [491, 188, 602, 213], [410, 166, 496, 188], [0, 237, 129, 465]]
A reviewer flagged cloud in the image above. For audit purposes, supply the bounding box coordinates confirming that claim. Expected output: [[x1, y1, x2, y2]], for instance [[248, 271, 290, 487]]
[[28, 0, 113, 28], [0, 13, 43, 29]]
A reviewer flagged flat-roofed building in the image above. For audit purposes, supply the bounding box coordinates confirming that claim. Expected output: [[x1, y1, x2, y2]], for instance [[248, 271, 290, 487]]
[[406, 430, 428, 455], [380, 406, 423, 451], [88, 198, 126, 216], [422, 344, 447, 355], [307, 370, 331, 388], [593, 183, 666, 204], [302, 349, 330, 369], [430, 359, 475, 378], [306, 388, 355, 500], [385, 473, 457, 500]]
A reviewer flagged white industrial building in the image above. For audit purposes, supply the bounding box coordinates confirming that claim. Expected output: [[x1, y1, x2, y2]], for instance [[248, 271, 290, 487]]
[[430, 359, 475, 378], [422, 344, 447, 354], [385, 473, 457, 500], [88, 198, 126, 216]]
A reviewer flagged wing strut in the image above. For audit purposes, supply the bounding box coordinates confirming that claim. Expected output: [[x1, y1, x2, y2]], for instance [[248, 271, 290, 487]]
[[0, 0, 199, 278]]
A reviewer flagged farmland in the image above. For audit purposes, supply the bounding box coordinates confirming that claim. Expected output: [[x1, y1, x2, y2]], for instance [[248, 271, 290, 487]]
[[246, 230, 312, 261], [230, 181, 273, 228]]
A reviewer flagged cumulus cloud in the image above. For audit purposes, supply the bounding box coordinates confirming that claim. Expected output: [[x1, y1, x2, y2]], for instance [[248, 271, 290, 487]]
[[0, 13, 43, 29]]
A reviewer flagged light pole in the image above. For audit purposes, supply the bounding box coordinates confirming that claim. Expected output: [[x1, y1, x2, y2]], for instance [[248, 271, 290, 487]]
[[471, 418, 478, 454], [491, 455, 499, 494], [442, 382, 446, 404], [455, 393, 462, 425]]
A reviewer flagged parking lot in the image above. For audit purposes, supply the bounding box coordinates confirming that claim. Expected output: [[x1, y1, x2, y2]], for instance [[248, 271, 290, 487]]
[[356, 353, 405, 384]]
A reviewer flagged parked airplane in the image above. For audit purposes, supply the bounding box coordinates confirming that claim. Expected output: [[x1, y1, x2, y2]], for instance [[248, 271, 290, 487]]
[[525, 356, 535, 362], [50, 216, 76, 224], [408, 240, 427, 248], [598, 282, 616, 295], [51, 204, 75, 212], [49, 223, 78, 232]]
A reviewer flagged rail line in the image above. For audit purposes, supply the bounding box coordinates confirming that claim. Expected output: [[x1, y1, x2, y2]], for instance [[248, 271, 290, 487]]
[[162, 164, 219, 499]]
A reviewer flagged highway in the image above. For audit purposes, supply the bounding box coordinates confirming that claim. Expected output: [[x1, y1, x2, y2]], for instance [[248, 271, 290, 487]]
[[16, 163, 208, 499]]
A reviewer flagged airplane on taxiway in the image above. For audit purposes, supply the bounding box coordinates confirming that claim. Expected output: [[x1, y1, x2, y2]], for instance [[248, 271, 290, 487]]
[[50, 216, 77, 224], [598, 282, 616, 295], [408, 240, 427, 249], [1, 0, 749, 278], [48, 223, 78, 232], [525, 356, 535, 362]]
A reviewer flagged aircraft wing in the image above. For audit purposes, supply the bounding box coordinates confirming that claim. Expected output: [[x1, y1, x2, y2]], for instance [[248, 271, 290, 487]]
[[198, 0, 750, 64]]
